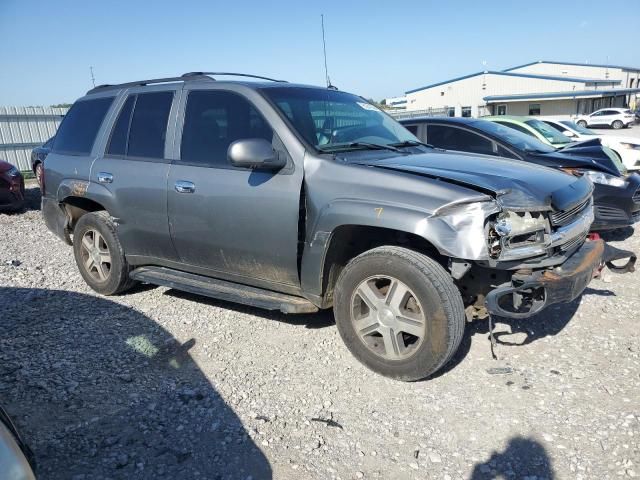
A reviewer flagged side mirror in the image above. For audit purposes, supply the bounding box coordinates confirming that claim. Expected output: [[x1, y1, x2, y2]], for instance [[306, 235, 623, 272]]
[[228, 138, 285, 170], [563, 130, 577, 138]]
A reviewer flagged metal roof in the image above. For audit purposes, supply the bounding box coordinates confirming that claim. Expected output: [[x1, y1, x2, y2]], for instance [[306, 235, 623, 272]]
[[483, 87, 640, 102], [405, 70, 620, 94], [503, 60, 640, 73]]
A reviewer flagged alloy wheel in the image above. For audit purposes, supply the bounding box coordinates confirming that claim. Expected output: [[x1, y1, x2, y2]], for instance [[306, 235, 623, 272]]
[[79, 229, 112, 282], [350, 276, 426, 360]]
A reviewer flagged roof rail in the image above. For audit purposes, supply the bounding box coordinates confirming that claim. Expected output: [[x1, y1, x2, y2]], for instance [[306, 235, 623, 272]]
[[181, 72, 288, 83], [86, 74, 214, 94], [86, 71, 287, 94]]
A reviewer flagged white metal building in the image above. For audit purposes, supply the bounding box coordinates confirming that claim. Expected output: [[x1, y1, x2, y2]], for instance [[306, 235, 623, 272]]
[[403, 60, 640, 118], [0, 106, 67, 171]]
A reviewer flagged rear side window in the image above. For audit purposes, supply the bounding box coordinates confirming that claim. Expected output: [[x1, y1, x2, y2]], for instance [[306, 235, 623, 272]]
[[105, 92, 173, 159], [127, 92, 174, 159], [53, 97, 114, 155], [180, 90, 273, 167], [427, 125, 493, 155]]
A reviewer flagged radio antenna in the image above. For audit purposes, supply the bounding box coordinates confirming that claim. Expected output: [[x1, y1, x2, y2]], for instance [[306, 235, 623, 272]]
[[321, 14, 331, 88], [90, 66, 96, 88]]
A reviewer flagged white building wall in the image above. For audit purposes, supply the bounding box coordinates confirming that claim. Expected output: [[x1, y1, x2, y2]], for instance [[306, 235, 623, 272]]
[[508, 62, 640, 87], [493, 99, 578, 117], [405, 73, 589, 112]]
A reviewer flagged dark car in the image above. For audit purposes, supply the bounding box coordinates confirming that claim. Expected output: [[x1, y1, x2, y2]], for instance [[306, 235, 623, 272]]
[[400, 117, 640, 230], [0, 405, 36, 479], [0, 160, 25, 211], [40, 73, 635, 381], [31, 137, 54, 187]]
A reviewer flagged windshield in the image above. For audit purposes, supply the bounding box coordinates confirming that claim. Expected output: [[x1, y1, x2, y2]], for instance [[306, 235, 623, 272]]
[[260, 87, 417, 151], [470, 119, 556, 153], [560, 120, 595, 135], [525, 119, 573, 145]]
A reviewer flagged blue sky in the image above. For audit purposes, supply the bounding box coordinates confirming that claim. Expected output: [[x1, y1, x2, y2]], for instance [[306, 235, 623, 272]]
[[1, 0, 638, 105]]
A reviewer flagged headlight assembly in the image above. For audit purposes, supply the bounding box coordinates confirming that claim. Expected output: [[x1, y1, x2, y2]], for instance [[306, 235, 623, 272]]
[[7, 166, 20, 177], [487, 210, 550, 261], [561, 168, 627, 187]]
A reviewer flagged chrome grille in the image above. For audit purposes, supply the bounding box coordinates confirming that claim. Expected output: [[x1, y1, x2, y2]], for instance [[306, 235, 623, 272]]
[[550, 198, 591, 226], [559, 231, 588, 252]]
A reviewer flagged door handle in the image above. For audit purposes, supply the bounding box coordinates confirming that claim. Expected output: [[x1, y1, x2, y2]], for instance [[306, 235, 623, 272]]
[[175, 180, 195, 193], [97, 172, 113, 184]]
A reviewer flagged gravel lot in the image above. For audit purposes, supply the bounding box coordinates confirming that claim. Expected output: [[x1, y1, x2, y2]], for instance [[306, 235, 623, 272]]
[[1, 186, 639, 480]]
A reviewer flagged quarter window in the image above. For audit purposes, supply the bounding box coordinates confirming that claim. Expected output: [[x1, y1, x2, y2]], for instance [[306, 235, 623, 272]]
[[107, 96, 135, 156], [180, 90, 273, 167], [52, 97, 114, 155]]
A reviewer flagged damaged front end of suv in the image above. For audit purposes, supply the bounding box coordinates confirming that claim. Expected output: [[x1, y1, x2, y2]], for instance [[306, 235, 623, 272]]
[[428, 179, 636, 319]]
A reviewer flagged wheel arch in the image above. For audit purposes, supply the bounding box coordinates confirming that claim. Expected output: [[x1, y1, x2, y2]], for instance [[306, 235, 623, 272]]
[[300, 199, 452, 306]]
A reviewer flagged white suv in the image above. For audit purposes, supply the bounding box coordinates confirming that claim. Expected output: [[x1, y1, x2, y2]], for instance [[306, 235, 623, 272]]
[[575, 108, 636, 129]]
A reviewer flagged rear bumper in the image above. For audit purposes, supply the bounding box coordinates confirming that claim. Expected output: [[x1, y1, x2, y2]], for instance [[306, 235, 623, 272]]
[[485, 240, 636, 318], [42, 196, 72, 244]]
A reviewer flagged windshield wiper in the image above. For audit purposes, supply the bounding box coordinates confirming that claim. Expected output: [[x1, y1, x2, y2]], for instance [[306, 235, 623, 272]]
[[389, 140, 435, 149], [318, 142, 402, 153]]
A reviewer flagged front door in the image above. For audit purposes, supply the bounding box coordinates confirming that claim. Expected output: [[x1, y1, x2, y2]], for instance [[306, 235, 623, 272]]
[[90, 88, 179, 261], [167, 89, 303, 288]]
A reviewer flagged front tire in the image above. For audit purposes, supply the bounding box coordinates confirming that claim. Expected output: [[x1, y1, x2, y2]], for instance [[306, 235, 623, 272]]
[[577, 120, 587, 128], [333, 246, 465, 381], [612, 120, 623, 129], [73, 211, 137, 295]]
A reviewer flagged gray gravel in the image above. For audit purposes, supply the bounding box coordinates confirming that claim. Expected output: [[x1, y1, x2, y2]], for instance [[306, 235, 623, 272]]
[[1, 185, 639, 480]]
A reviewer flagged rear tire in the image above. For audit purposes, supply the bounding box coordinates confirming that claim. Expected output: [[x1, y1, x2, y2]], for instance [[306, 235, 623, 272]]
[[73, 211, 137, 295], [577, 120, 587, 128], [612, 120, 623, 129], [333, 246, 465, 381]]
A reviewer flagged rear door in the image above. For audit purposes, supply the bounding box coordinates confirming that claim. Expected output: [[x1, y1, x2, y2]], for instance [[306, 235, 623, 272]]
[[167, 87, 303, 289], [90, 86, 180, 261]]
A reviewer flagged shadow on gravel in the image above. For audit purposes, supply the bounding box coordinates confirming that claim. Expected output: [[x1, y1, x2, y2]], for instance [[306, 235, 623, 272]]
[[165, 289, 336, 329], [0, 287, 272, 479], [470, 436, 555, 479]]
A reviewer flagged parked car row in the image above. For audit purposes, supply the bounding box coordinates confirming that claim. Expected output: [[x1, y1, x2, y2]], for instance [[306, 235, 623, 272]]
[[538, 117, 640, 171], [401, 116, 640, 230], [37, 73, 636, 381]]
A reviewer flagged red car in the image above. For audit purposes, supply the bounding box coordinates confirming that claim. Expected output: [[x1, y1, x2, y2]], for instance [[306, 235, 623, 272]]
[[0, 160, 25, 211]]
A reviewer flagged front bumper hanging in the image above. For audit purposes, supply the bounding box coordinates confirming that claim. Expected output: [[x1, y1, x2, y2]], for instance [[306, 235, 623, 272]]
[[485, 240, 636, 319]]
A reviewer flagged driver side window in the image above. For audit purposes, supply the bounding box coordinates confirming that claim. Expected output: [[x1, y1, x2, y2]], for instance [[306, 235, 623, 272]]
[[180, 90, 273, 168]]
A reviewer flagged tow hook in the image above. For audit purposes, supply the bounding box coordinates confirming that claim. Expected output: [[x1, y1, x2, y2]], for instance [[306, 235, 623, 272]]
[[602, 244, 636, 274]]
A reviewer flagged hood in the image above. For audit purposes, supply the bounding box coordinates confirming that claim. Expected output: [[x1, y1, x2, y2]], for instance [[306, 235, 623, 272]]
[[348, 150, 592, 211], [541, 138, 622, 175]]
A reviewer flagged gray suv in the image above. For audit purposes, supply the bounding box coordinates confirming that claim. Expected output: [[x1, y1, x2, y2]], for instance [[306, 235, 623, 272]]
[[41, 73, 636, 381]]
